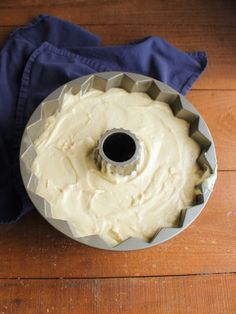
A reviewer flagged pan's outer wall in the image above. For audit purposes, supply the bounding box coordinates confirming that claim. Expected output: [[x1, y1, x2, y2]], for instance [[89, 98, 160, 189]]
[[20, 72, 217, 251]]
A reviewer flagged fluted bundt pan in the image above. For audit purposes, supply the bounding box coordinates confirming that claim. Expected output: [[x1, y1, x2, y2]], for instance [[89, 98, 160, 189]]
[[20, 72, 217, 251]]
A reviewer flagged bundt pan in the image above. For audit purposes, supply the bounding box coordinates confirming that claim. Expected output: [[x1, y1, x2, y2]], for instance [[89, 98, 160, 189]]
[[20, 72, 217, 251]]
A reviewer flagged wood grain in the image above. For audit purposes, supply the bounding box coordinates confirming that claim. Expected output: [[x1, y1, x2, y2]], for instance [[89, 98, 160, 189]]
[[0, 0, 235, 26], [0, 171, 235, 279], [0, 274, 235, 314], [0, 24, 236, 90], [188, 91, 236, 170]]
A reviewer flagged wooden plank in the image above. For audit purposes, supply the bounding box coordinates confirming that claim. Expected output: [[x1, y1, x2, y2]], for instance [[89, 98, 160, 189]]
[[0, 171, 235, 278], [0, 25, 236, 90], [0, 274, 235, 313], [0, 0, 235, 26], [188, 91, 236, 171]]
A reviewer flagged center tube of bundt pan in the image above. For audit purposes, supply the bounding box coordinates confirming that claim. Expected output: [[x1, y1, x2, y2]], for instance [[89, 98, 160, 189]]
[[94, 128, 141, 176]]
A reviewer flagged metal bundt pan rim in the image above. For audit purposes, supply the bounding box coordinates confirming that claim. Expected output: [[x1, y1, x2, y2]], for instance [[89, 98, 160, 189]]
[[20, 72, 217, 251]]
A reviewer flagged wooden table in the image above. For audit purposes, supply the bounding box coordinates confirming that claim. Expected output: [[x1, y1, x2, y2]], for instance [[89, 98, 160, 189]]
[[0, 1, 236, 313]]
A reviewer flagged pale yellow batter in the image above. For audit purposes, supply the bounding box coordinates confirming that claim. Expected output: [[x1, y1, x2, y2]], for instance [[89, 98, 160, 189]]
[[32, 88, 205, 246]]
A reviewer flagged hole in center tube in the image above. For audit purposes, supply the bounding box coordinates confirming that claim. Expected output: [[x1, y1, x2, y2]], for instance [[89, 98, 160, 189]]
[[102, 132, 136, 162]]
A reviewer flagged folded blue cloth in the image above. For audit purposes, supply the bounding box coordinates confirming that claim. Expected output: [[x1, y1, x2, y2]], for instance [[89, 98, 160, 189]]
[[0, 14, 207, 223]]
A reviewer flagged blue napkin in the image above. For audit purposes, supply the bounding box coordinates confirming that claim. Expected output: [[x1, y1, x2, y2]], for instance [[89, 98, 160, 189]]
[[0, 14, 207, 223]]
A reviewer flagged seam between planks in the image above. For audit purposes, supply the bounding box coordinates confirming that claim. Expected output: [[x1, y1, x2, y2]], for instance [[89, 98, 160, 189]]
[[0, 271, 236, 281], [1, 24, 236, 27], [218, 170, 236, 172], [0, 2, 234, 10]]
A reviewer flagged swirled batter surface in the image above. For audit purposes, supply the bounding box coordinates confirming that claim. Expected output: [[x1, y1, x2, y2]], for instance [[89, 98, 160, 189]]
[[32, 88, 204, 246]]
